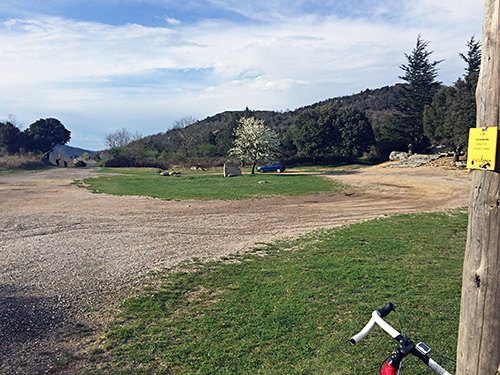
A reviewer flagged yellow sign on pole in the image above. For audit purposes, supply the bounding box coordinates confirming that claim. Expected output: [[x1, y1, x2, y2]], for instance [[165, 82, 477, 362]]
[[467, 127, 498, 170]]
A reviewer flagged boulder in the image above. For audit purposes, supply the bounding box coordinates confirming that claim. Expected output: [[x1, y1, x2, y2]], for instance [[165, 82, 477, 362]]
[[223, 162, 242, 177], [159, 170, 181, 176], [190, 165, 205, 171], [389, 151, 409, 161]]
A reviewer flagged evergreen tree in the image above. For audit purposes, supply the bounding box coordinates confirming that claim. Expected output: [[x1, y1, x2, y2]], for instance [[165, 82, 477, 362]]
[[336, 108, 374, 160], [24, 118, 71, 156], [0, 121, 24, 154], [460, 36, 482, 80], [384, 35, 442, 154], [423, 36, 481, 161], [292, 105, 374, 164], [292, 106, 341, 165]]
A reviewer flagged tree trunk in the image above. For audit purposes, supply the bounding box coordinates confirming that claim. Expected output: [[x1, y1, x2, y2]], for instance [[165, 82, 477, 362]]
[[251, 161, 256, 174], [456, 1, 500, 373]]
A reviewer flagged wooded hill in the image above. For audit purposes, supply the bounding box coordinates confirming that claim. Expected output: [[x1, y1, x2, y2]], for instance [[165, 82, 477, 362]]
[[109, 84, 407, 168]]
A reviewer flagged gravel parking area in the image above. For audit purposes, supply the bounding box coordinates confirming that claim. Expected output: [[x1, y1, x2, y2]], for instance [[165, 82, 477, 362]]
[[0, 166, 471, 374]]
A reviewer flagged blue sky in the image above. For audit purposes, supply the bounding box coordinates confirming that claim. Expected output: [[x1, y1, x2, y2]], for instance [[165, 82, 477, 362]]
[[0, 0, 485, 150]]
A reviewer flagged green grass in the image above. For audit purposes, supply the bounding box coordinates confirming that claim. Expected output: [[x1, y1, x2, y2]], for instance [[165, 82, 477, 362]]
[[76, 168, 345, 200], [87, 209, 467, 374]]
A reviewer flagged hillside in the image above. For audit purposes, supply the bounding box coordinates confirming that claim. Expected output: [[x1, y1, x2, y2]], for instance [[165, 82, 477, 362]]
[[161, 83, 404, 137], [52, 144, 96, 158], [134, 84, 406, 163]]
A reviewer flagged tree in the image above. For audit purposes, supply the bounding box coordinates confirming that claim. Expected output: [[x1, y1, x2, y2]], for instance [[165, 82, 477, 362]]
[[292, 105, 374, 164], [423, 37, 481, 161], [172, 116, 198, 129], [24, 118, 71, 156], [228, 117, 280, 174], [385, 35, 442, 153], [104, 127, 141, 149], [460, 36, 482, 79], [0, 121, 24, 154], [292, 106, 341, 164], [336, 108, 375, 160]]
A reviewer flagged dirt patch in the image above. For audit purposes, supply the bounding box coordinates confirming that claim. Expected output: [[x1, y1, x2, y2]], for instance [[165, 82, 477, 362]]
[[0, 166, 471, 374]]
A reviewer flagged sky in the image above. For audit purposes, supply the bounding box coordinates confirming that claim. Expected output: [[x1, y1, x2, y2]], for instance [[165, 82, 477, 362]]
[[0, 0, 486, 150]]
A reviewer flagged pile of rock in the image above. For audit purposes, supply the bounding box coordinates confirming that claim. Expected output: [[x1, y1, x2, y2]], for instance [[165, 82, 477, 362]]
[[190, 165, 205, 171], [159, 170, 181, 176], [389, 153, 443, 168]]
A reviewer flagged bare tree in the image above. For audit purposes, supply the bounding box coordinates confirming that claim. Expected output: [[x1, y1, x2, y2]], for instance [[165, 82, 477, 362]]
[[104, 127, 141, 149], [172, 116, 198, 129]]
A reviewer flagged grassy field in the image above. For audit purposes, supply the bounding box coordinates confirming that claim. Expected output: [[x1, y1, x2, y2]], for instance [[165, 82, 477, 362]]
[[85, 209, 466, 375], [76, 167, 346, 200]]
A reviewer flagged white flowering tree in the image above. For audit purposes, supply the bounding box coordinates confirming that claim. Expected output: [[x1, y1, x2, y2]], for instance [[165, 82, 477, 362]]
[[228, 117, 280, 174]]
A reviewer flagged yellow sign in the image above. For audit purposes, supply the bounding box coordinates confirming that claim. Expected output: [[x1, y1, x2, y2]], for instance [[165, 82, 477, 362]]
[[467, 127, 498, 170]]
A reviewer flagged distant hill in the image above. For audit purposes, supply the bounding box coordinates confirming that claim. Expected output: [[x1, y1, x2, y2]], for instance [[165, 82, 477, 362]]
[[137, 83, 406, 159], [51, 144, 96, 158]]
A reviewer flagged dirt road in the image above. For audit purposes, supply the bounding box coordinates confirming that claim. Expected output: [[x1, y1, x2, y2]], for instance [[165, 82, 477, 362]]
[[0, 166, 471, 373]]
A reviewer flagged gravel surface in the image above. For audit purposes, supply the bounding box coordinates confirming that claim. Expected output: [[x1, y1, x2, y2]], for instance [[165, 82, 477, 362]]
[[0, 166, 471, 374]]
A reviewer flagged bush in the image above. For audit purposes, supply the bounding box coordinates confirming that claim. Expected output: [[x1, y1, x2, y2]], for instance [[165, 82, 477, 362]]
[[104, 154, 137, 167], [195, 144, 221, 158], [74, 160, 87, 168], [0, 153, 49, 170]]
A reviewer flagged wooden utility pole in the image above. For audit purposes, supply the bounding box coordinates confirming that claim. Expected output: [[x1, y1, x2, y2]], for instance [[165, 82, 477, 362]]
[[456, 0, 500, 373]]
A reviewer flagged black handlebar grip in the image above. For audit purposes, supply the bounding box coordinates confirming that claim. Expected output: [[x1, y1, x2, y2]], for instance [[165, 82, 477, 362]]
[[377, 303, 394, 318]]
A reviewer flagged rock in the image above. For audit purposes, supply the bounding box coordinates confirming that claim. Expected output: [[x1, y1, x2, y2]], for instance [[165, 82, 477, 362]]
[[159, 171, 181, 176], [190, 165, 205, 171], [389, 154, 442, 168], [223, 162, 242, 177], [389, 151, 409, 161]]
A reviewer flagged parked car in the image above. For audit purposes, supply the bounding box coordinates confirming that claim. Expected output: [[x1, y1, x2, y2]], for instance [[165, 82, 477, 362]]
[[256, 162, 286, 173]]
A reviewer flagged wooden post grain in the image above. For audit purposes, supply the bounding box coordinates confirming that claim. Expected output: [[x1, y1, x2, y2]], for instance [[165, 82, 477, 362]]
[[456, 0, 500, 373]]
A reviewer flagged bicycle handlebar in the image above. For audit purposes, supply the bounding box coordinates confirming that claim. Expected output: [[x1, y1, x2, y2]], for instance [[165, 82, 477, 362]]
[[377, 302, 394, 318], [350, 304, 453, 375], [350, 309, 401, 345]]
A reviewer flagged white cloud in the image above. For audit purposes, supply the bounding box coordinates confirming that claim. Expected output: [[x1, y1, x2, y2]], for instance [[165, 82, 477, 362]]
[[165, 16, 181, 26], [0, 0, 486, 149]]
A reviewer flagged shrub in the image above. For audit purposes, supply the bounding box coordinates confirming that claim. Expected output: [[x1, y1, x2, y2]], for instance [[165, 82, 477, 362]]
[[74, 160, 87, 167], [0, 153, 49, 170], [104, 155, 136, 167]]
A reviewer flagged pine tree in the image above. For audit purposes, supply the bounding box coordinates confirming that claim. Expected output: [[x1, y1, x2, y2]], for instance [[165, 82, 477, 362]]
[[423, 36, 481, 161], [460, 36, 482, 80], [384, 35, 442, 154]]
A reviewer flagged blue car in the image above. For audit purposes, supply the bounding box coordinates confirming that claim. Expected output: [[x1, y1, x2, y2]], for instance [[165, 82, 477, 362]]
[[257, 162, 286, 173]]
